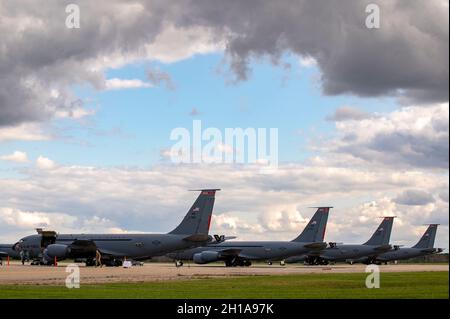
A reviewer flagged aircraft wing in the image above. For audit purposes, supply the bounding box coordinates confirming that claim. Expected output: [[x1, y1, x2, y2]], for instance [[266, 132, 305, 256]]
[[374, 244, 392, 252], [183, 234, 210, 242], [97, 248, 125, 256], [420, 248, 439, 253], [218, 249, 243, 256], [215, 248, 257, 259], [304, 242, 327, 250], [68, 239, 124, 258], [306, 250, 323, 257]]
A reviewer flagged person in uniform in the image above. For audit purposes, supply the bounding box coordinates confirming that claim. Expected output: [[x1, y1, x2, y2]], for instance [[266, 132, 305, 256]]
[[20, 250, 25, 265], [95, 249, 102, 267]]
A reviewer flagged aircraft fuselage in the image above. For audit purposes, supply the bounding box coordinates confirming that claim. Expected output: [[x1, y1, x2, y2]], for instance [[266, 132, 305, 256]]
[[17, 233, 202, 261], [168, 240, 324, 262]]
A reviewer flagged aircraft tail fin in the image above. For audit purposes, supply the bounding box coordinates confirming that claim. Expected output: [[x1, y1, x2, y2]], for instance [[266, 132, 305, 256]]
[[291, 207, 330, 243], [363, 216, 395, 246], [168, 189, 219, 237], [412, 224, 439, 249]]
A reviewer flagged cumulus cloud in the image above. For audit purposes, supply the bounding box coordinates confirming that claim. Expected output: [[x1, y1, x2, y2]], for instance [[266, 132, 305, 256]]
[[0, 1, 218, 127], [213, 213, 264, 236], [394, 189, 435, 206], [323, 103, 449, 169], [258, 207, 308, 233], [146, 67, 176, 90], [0, 207, 76, 230], [299, 55, 317, 68], [326, 106, 373, 122], [36, 156, 56, 170], [0, 123, 50, 142], [439, 191, 449, 203], [0, 207, 130, 242], [0, 161, 447, 249], [0, 0, 448, 250], [0, 0, 448, 128], [0, 151, 28, 163], [173, 0, 448, 102], [104, 78, 153, 90]]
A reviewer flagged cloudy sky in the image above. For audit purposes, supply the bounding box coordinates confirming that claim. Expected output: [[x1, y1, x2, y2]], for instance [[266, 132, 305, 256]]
[[0, 0, 448, 250]]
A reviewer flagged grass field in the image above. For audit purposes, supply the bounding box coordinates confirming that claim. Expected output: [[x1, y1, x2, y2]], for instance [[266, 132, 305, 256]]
[[0, 271, 448, 299]]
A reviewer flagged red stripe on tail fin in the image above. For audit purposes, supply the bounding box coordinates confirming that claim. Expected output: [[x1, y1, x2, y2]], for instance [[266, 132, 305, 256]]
[[207, 215, 212, 231]]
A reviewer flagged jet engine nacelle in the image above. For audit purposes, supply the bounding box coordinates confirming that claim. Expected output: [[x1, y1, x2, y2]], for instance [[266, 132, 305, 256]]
[[193, 251, 220, 264], [44, 244, 69, 259]]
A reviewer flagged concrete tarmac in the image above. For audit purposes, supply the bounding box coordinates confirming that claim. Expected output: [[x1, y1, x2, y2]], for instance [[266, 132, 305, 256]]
[[0, 262, 448, 285]]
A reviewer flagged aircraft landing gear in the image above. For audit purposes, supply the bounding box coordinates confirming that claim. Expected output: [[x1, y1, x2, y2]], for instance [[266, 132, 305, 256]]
[[280, 260, 286, 266], [175, 260, 184, 267], [85, 258, 96, 267], [225, 258, 251, 267]]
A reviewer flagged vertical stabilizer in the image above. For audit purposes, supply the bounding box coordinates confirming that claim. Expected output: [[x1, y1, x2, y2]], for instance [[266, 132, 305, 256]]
[[412, 224, 439, 249], [169, 189, 219, 236], [363, 216, 395, 246], [292, 207, 330, 242]]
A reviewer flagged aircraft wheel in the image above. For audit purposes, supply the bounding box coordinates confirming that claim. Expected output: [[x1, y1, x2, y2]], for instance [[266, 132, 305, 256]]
[[280, 261, 286, 266]]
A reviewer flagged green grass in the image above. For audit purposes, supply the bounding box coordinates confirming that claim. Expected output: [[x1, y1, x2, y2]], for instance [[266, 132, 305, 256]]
[[0, 271, 448, 299]]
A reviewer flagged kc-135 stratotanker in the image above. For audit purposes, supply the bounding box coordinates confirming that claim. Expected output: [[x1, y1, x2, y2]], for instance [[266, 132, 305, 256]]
[[12, 189, 220, 266]]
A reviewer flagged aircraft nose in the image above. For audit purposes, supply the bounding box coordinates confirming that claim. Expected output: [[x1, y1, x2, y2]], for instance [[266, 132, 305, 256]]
[[12, 242, 22, 252]]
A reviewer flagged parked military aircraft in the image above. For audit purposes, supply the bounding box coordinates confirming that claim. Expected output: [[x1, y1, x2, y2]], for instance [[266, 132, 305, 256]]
[[0, 244, 20, 265], [0, 244, 16, 257], [354, 224, 443, 264], [285, 216, 395, 265], [13, 189, 219, 266], [166, 207, 331, 267]]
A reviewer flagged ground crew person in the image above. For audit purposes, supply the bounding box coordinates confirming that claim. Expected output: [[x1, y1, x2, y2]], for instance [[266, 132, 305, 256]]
[[20, 250, 25, 265]]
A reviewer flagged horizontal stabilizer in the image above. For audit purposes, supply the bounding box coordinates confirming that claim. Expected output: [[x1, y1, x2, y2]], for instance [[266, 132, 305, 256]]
[[213, 234, 237, 243], [420, 248, 436, 253], [183, 234, 210, 242]]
